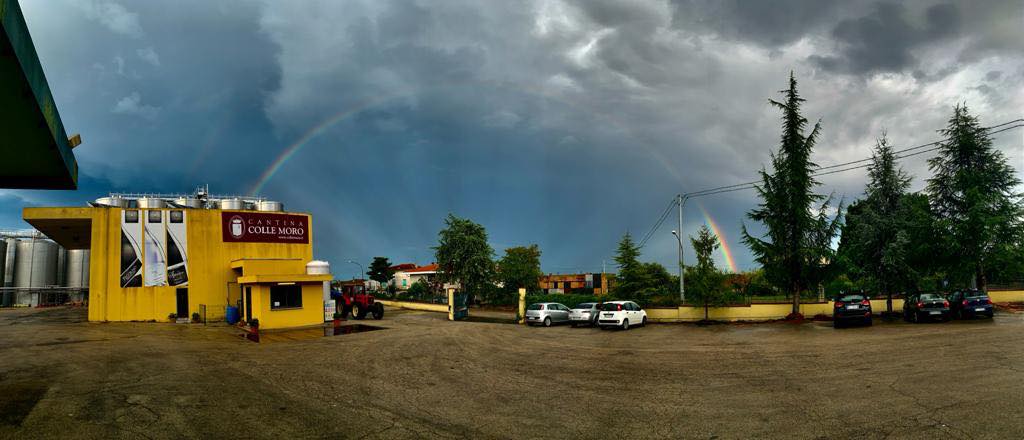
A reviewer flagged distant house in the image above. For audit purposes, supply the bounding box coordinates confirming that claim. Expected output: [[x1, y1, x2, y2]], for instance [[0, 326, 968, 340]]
[[394, 263, 439, 290], [539, 273, 614, 295]]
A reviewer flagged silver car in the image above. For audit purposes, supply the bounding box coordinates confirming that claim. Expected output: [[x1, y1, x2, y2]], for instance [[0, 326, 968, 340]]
[[525, 302, 570, 327], [569, 302, 599, 327]]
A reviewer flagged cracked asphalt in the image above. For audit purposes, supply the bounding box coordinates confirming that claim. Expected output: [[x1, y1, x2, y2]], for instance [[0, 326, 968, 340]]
[[1, 306, 1022, 439]]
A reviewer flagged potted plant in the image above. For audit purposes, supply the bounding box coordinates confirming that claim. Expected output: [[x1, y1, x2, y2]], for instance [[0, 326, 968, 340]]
[[191, 312, 201, 323], [167, 313, 177, 323], [332, 311, 343, 328]]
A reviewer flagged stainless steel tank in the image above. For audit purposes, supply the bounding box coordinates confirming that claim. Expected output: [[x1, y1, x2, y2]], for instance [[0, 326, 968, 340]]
[[137, 197, 167, 209], [219, 198, 243, 210], [94, 196, 128, 208], [3, 238, 16, 287], [55, 246, 68, 287], [257, 201, 284, 212], [173, 197, 202, 208], [0, 239, 6, 291], [66, 249, 90, 288], [13, 240, 59, 288]]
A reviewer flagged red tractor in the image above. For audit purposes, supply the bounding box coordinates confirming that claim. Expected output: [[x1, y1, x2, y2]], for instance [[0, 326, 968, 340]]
[[332, 283, 384, 320]]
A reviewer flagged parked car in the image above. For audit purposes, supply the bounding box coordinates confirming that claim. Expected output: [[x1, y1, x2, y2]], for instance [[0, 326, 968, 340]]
[[569, 302, 599, 327], [833, 293, 872, 328], [948, 289, 994, 319], [902, 293, 950, 323], [525, 302, 570, 327], [597, 300, 647, 330]]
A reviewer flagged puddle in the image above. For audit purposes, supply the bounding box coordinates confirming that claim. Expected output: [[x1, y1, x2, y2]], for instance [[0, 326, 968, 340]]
[[244, 324, 385, 343], [462, 316, 517, 325], [0, 382, 47, 426]]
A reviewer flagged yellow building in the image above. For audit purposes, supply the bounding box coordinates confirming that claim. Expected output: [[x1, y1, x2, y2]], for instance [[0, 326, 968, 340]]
[[23, 200, 332, 330]]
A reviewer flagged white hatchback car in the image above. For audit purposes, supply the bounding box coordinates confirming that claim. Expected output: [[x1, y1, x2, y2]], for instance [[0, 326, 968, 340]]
[[597, 300, 647, 330]]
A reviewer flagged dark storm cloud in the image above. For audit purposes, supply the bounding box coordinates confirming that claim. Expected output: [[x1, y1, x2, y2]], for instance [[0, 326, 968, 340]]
[[5, 0, 1022, 274], [808, 2, 960, 75]]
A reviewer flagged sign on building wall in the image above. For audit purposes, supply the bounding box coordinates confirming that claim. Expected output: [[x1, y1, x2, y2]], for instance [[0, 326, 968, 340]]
[[120, 210, 143, 287], [221, 212, 309, 244], [166, 210, 188, 286], [144, 210, 167, 287]]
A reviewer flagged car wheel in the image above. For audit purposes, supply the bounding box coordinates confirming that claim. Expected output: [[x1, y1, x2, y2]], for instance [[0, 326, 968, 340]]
[[621, 319, 629, 331], [570, 322, 577, 328], [912, 312, 919, 323], [543, 317, 551, 327], [641, 316, 647, 327], [865, 318, 872, 326], [834, 319, 842, 329]]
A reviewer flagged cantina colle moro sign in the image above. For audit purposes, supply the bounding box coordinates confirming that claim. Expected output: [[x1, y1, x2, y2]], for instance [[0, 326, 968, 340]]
[[221, 211, 309, 243]]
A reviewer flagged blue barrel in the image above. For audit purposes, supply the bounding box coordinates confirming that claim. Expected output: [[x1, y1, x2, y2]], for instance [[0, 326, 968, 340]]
[[225, 306, 240, 325]]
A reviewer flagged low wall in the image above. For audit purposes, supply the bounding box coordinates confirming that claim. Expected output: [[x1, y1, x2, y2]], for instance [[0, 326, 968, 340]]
[[376, 300, 448, 313], [648, 298, 907, 323], [989, 290, 1024, 302]]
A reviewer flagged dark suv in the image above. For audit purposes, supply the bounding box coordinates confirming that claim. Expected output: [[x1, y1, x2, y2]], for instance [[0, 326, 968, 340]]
[[903, 293, 950, 323], [948, 289, 994, 319], [833, 294, 872, 328]]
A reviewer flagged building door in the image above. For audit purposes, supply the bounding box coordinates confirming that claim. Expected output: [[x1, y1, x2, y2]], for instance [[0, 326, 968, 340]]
[[244, 287, 253, 323], [176, 288, 188, 319]]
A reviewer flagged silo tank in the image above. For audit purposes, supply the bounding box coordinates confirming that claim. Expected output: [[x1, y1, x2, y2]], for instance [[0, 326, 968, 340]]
[[13, 240, 59, 288], [219, 199, 244, 210], [3, 238, 17, 287], [66, 249, 90, 288], [138, 198, 166, 209], [257, 201, 283, 212], [0, 240, 6, 290]]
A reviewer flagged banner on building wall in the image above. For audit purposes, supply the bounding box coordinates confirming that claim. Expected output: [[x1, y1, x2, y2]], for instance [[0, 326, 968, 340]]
[[221, 211, 309, 243], [144, 210, 167, 287], [120, 210, 143, 288], [166, 210, 188, 286]]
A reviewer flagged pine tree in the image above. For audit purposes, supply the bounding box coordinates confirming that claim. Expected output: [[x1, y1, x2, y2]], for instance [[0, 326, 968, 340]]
[[612, 232, 641, 296], [926, 104, 1024, 291], [688, 225, 725, 321], [844, 134, 914, 313], [742, 73, 842, 315]]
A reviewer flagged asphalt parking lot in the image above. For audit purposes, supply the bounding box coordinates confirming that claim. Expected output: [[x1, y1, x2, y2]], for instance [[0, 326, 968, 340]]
[[1, 306, 1022, 439]]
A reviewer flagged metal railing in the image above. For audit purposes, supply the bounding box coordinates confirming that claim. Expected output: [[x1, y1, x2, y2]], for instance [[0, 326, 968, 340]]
[[0, 287, 88, 307]]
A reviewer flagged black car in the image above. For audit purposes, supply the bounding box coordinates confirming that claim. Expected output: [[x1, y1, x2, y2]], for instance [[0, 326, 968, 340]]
[[833, 294, 872, 328], [903, 293, 950, 322], [948, 289, 994, 319]]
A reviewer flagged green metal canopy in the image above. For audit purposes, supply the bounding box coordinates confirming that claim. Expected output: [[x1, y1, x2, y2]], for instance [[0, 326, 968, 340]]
[[0, 0, 78, 189]]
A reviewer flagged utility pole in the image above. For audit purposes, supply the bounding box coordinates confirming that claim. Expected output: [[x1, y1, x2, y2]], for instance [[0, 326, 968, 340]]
[[671, 194, 686, 302]]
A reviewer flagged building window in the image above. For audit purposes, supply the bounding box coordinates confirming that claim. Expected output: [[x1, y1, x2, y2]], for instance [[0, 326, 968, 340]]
[[402, 279, 407, 287], [270, 284, 302, 310]]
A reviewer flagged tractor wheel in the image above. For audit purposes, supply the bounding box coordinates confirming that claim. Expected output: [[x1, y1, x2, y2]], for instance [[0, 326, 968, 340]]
[[352, 304, 365, 320], [371, 303, 384, 320]]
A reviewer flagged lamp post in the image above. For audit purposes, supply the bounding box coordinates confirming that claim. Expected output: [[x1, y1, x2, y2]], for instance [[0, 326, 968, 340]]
[[346, 260, 364, 283]]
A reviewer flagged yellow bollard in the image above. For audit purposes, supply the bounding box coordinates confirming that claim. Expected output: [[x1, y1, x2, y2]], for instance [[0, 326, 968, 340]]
[[518, 288, 526, 325], [447, 288, 455, 321]]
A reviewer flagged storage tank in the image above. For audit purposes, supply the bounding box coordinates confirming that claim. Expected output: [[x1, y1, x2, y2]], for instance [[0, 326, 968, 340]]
[[173, 197, 202, 208], [55, 246, 68, 287], [138, 197, 167, 209], [219, 198, 244, 210], [66, 249, 90, 288], [94, 196, 127, 208], [3, 238, 16, 287], [0, 239, 6, 291], [13, 240, 59, 288], [306, 260, 330, 275], [257, 201, 284, 212]]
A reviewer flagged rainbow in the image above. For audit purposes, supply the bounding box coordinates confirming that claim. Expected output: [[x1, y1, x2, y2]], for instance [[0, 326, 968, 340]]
[[247, 81, 688, 197], [697, 203, 737, 273]]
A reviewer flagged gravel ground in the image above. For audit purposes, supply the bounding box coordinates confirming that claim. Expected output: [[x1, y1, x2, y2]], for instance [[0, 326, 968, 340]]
[[1, 306, 1022, 439]]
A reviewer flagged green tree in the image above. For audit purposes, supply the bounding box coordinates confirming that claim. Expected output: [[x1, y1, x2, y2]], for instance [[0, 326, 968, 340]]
[[926, 104, 1024, 291], [366, 257, 395, 292], [688, 225, 727, 321], [433, 214, 496, 298], [612, 232, 641, 295], [497, 245, 542, 293], [742, 73, 843, 316], [610, 232, 674, 301], [841, 134, 915, 313]]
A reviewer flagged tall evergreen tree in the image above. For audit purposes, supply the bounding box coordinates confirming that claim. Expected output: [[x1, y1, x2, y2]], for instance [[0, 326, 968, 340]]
[[926, 104, 1024, 291], [742, 73, 842, 315], [843, 134, 914, 313], [612, 232, 641, 296], [367, 256, 395, 291]]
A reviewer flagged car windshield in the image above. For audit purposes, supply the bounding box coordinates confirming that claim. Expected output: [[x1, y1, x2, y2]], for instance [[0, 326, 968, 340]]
[[527, 304, 544, 310], [573, 303, 594, 309], [601, 303, 621, 311], [920, 293, 942, 300], [838, 295, 865, 302]]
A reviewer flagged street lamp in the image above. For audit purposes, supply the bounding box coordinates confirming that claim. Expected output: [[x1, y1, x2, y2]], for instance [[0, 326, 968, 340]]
[[671, 230, 684, 302], [346, 260, 364, 282]]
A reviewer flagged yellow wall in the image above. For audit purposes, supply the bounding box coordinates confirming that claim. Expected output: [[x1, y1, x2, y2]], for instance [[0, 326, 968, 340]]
[[247, 283, 324, 330], [647, 299, 906, 322], [989, 290, 1024, 302], [84, 208, 314, 322], [376, 299, 449, 313]]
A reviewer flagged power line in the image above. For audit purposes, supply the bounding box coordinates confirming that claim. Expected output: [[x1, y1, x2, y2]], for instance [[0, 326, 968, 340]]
[[637, 196, 678, 248]]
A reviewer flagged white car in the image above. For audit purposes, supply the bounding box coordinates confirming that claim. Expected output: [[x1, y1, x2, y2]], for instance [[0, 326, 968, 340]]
[[597, 300, 647, 330]]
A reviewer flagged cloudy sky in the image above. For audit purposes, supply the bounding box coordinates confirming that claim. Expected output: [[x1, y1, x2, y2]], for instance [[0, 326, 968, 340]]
[[5, 0, 1023, 276]]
